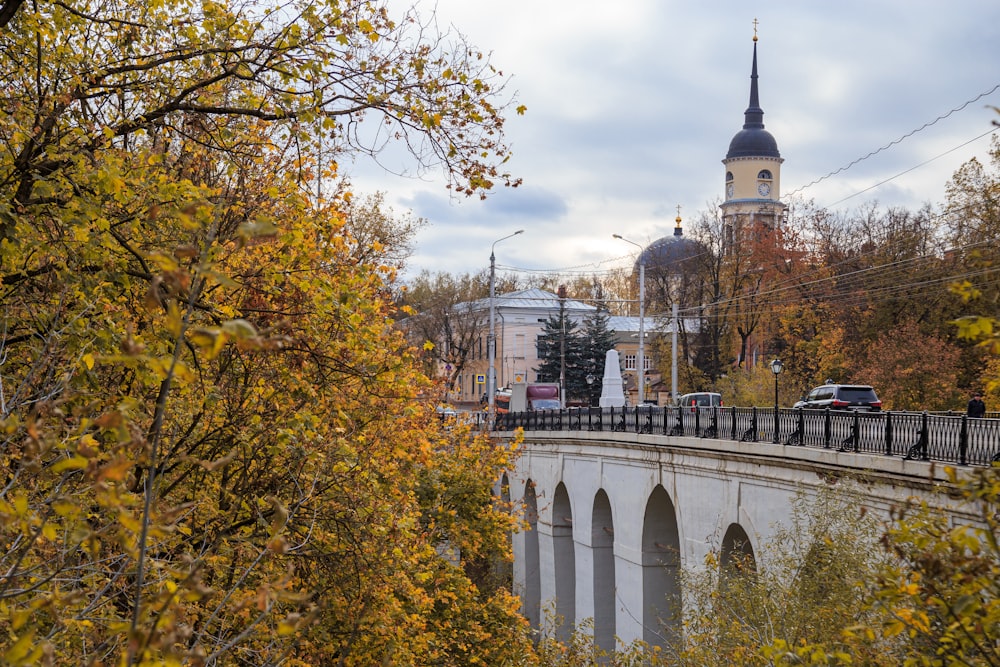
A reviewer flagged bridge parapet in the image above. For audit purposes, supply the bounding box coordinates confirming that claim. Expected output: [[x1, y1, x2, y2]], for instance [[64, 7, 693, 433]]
[[495, 406, 1000, 467]]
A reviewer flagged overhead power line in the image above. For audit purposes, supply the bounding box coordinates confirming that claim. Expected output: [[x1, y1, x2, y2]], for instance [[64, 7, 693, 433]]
[[784, 82, 1000, 199]]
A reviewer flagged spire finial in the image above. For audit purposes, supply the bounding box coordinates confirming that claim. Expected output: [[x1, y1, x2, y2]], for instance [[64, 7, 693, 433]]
[[752, 17, 759, 42], [674, 205, 683, 236]]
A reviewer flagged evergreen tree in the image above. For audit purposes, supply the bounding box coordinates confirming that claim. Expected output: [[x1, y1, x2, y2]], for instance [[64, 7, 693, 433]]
[[581, 307, 617, 406], [536, 300, 587, 403]]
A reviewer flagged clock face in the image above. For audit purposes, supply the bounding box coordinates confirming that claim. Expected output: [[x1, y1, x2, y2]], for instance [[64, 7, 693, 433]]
[[758, 182, 771, 197], [726, 183, 734, 198]]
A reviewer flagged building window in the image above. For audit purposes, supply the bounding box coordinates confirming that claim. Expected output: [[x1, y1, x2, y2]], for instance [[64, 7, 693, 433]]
[[757, 169, 772, 180], [725, 171, 733, 182], [623, 354, 636, 370]]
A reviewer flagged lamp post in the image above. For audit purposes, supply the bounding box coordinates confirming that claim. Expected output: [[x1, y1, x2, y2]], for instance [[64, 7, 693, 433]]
[[557, 284, 567, 409], [770, 358, 783, 443], [613, 234, 645, 404], [488, 230, 523, 426], [586, 373, 596, 407], [671, 301, 678, 404]]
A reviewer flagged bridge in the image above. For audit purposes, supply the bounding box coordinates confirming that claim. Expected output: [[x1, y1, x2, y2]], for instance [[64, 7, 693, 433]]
[[494, 406, 999, 653]]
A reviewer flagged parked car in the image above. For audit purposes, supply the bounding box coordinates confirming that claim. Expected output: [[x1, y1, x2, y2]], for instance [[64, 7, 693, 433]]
[[435, 404, 458, 420], [793, 384, 882, 411], [678, 392, 723, 413], [529, 398, 562, 411]]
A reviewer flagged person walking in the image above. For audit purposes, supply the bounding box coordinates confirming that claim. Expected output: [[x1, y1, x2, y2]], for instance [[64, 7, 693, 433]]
[[967, 392, 986, 418]]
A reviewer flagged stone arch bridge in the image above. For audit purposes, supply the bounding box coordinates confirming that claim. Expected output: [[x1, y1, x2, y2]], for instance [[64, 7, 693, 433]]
[[497, 424, 985, 653]]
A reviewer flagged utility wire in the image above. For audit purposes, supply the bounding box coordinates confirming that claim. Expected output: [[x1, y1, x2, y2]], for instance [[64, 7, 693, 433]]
[[784, 82, 1000, 199], [819, 127, 998, 209]]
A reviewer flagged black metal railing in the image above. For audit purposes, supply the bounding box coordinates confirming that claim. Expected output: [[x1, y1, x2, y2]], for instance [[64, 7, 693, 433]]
[[492, 406, 1000, 467]]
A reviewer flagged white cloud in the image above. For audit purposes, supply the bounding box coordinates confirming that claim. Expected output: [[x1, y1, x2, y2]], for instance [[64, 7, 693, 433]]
[[352, 1, 1000, 279]]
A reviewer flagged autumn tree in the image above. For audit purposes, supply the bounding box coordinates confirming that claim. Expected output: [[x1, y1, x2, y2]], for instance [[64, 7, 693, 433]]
[[0, 0, 537, 664], [398, 270, 491, 398], [947, 133, 1000, 392], [854, 320, 963, 410]]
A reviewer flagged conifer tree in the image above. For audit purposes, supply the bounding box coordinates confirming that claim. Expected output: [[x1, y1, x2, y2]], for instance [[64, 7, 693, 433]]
[[581, 307, 617, 406], [535, 300, 587, 403]]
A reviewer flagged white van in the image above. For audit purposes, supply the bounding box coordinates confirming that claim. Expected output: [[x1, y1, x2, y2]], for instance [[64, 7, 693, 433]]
[[678, 392, 723, 413]]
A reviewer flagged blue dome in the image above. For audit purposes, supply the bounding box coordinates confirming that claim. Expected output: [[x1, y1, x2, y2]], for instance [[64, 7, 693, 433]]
[[637, 226, 703, 274], [727, 127, 780, 159]]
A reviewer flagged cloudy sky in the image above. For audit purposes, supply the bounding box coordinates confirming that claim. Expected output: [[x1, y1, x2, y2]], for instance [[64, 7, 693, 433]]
[[347, 1, 1000, 281]]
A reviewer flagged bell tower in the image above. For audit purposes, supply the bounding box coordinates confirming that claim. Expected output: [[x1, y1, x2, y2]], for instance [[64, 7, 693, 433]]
[[720, 25, 786, 242]]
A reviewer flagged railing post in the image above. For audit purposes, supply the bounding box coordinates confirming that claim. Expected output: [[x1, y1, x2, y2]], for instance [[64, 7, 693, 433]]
[[772, 405, 780, 444], [850, 411, 860, 452], [750, 407, 758, 442], [694, 406, 701, 436], [920, 411, 930, 460], [796, 408, 805, 446], [823, 408, 832, 449], [730, 406, 737, 441], [884, 411, 893, 456], [905, 412, 931, 461], [959, 414, 968, 466]]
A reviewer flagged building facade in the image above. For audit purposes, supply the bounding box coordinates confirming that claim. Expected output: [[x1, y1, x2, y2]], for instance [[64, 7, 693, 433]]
[[446, 35, 786, 405]]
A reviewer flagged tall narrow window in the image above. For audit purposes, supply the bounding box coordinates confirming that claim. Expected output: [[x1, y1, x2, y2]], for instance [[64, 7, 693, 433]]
[[515, 333, 526, 359]]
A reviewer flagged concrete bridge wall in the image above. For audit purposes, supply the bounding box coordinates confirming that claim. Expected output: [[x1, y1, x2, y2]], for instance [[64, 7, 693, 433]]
[[503, 430, 972, 651]]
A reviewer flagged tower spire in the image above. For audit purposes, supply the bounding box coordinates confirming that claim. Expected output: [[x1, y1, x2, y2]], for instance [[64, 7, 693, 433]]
[[743, 28, 764, 131]]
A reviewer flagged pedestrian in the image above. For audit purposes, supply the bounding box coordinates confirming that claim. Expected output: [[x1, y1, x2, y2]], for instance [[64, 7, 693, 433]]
[[967, 392, 986, 418]]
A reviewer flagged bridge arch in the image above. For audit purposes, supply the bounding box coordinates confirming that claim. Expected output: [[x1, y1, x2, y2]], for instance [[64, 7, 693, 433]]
[[521, 479, 540, 629], [641, 484, 681, 648], [552, 482, 576, 641], [591, 489, 615, 654], [720, 522, 756, 577]]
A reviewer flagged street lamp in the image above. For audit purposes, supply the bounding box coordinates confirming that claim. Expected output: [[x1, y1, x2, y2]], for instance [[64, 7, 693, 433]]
[[613, 234, 645, 404], [770, 358, 783, 443], [488, 230, 524, 425]]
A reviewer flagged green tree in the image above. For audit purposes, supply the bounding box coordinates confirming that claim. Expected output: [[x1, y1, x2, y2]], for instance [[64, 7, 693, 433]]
[[536, 299, 587, 403], [581, 306, 617, 406]]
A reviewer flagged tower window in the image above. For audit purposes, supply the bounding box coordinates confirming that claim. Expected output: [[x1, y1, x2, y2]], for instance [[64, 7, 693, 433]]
[[757, 169, 772, 180], [725, 171, 733, 182]]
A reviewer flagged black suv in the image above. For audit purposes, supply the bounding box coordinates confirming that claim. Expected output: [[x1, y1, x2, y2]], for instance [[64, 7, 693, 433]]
[[793, 384, 882, 411]]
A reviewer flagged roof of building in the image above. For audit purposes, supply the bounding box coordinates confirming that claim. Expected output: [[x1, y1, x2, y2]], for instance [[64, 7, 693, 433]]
[[462, 287, 596, 314], [607, 316, 690, 335], [726, 40, 780, 160]]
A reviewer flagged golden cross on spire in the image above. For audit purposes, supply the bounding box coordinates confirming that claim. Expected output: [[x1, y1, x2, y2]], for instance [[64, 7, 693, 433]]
[[675, 204, 682, 225], [753, 17, 759, 42]]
